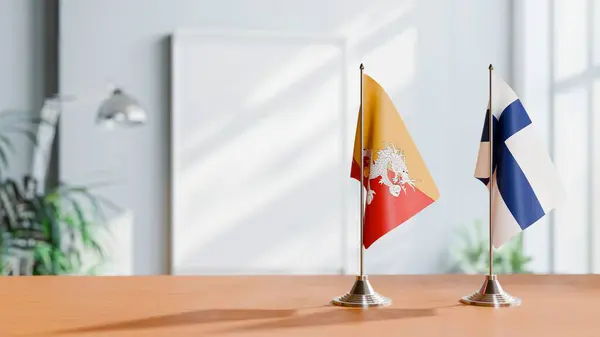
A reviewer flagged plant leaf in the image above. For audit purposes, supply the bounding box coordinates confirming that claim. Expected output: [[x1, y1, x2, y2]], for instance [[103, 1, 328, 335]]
[[0, 134, 15, 153], [0, 147, 8, 169], [449, 220, 533, 274], [0, 129, 38, 145], [34, 242, 53, 272]]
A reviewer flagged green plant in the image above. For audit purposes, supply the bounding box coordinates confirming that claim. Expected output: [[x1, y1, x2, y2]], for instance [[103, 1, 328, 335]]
[[448, 219, 533, 274], [0, 109, 117, 275], [32, 182, 118, 275]]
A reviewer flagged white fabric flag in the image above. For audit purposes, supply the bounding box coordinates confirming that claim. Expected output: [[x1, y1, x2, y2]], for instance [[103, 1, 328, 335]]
[[474, 73, 566, 248]]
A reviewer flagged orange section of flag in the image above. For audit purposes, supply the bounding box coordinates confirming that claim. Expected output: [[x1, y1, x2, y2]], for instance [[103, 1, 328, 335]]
[[351, 74, 439, 248]]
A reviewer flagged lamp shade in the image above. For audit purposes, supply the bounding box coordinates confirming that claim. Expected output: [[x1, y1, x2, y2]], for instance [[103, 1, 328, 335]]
[[96, 89, 147, 127]]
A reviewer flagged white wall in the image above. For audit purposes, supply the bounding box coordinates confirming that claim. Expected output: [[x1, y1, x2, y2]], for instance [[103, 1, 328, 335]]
[[59, 0, 512, 275], [0, 0, 47, 179]]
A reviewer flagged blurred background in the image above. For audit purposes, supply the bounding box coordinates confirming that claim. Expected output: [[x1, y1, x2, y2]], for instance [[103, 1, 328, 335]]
[[0, 0, 594, 276]]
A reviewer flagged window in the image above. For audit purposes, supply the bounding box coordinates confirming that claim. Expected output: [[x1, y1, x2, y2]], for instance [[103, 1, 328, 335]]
[[515, 0, 599, 273]]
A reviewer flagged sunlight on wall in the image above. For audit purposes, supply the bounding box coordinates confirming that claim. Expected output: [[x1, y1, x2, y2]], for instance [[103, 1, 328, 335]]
[[335, 1, 413, 47], [173, 12, 419, 274], [180, 114, 237, 159], [553, 0, 588, 81], [173, 37, 346, 273], [553, 87, 589, 273], [177, 78, 342, 262], [244, 44, 343, 110], [361, 27, 417, 100]]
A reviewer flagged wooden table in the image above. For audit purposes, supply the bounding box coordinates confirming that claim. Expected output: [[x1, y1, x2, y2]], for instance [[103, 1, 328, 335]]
[[1, 275, 599, 336]]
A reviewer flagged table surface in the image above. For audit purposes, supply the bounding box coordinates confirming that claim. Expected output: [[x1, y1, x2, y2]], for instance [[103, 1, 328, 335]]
[[1, 275, 599, 337]]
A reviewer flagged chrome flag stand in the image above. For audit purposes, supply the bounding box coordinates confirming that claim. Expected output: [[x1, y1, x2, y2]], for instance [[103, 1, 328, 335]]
[[331, 64, 391, 308], [460, 65, 521, 307]]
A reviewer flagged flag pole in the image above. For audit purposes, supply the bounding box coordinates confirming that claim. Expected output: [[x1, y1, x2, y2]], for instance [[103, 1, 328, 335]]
[[459, 64, 521, 307], [359, 62, 365, 277], [488, 64, 494, 277], [331, 63, 390, 308]]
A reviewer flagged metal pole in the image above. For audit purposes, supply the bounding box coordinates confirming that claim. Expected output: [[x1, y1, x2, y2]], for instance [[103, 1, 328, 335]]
[[331, 62, 390, 308], [488, 64, 494, 276], [359, 63, 365, 277], [459, 65, 521, 307]]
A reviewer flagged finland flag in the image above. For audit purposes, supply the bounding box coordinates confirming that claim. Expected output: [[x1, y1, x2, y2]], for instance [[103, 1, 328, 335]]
[[474, 73, 565, 248]]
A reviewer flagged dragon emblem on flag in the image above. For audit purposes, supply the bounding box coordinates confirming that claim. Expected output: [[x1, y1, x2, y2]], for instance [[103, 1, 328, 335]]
[[349, 73, 439, 249], [364, 144, 417, 204]]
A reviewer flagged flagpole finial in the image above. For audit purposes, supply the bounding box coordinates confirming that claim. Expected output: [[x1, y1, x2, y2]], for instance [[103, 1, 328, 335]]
[[360, 63, 364, 70], [489, 64, 494, 71]]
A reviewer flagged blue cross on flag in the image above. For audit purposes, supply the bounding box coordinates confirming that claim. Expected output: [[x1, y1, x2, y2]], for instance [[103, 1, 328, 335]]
[[474, 71, 566, 248]]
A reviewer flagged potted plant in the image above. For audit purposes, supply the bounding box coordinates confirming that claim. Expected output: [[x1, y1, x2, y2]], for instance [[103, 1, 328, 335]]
[[448, 219, 533, 274], [0, 110, 116, 275]]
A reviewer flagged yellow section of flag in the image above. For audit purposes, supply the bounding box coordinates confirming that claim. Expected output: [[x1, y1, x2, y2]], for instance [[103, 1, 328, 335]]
[[352, 74, 439, 201]]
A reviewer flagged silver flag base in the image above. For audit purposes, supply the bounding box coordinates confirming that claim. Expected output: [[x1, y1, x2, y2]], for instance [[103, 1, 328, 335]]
[[460, 274, 521, 307], [331, 275, 391, 308]]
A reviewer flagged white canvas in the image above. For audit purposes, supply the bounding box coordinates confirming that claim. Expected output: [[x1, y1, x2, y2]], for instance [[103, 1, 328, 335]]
[[170, 31, 350, 275]]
